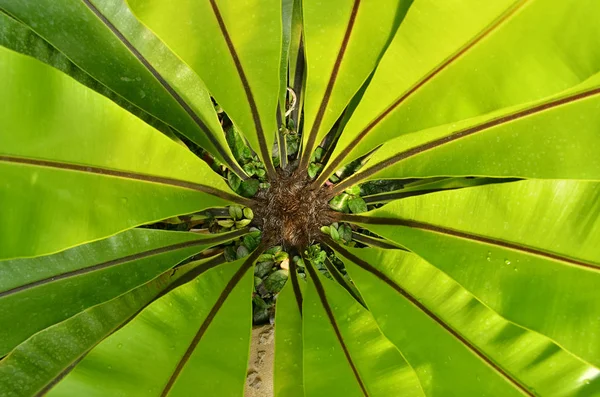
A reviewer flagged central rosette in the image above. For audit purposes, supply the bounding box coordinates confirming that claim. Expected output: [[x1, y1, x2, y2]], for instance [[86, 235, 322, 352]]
[[253, 171, 333, 248]]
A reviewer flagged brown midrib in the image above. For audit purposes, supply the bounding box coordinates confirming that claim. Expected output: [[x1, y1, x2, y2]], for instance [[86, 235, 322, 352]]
[[207, 0, 276, 180], [79, 0, 245, 179], [305, 260, 369, 396], [289, 259, 303, 315], [159, 247, 263, 396], [0, 155, 252, 205], [299, 0, 361, 169], [0, 230, 246, 299], [341, 214, 600, 272], [328, 239, 534, 397]]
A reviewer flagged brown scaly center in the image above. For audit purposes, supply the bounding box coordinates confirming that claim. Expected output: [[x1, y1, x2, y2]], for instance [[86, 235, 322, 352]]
[[253, 170, 335, 248]]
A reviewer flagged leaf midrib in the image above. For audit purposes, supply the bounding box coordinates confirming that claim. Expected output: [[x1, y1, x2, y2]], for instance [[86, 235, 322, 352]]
[[207, 0, 277, 179], [0, 230, 246, 299], [305, 258, 369, 396], [342, 214, 600, 272], [0, 155, 251, 205]]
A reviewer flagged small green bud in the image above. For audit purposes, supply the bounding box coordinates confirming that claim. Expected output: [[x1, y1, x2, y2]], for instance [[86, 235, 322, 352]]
[[243, 207, 254, 220], [235, 219, 252, 228], [229, 205, 243, 220], [330, 226, 340, 241], [217, 219, 235, 229]]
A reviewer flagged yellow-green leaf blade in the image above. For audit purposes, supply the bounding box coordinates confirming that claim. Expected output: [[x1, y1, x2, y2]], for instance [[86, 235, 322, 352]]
[[335, 245, 600, 396], [344, 180, 600, 368], [0, 228, 244, 356], [0, 46, 243, 260], [273, 273, 304, 397], [0, 0, 239, 169], [128, 0, 282, 170], [300, 0, 413, 166], [0, 255, 224, 397], [328, 0, 600, 174], [303, 264, 424, 397], [47, 257, 255, 397]]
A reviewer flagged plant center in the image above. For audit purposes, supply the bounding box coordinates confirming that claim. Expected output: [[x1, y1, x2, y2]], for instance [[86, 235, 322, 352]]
[[253, 170, 333, 248]]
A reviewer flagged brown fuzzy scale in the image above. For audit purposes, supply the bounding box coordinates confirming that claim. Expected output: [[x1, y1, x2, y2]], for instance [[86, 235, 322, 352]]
[[253, 169, 336, 248]]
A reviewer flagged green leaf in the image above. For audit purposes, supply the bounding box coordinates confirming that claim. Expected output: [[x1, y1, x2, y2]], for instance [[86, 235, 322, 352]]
[[257, 254, 275, 263], [235, 219, 252, 229], [128, 0, 282, 172], [0, 11, 174, 143], [340, 76, 600, 189], [227, 171, 242, 192], [299, 0, 413, 166], [0, 0, 241, 172], [240, 179, 260, 198], [330, 225, 341, 242], [310, 147, 325, 163], [348, 197, 367, 214], [229, 205, 243, 220], [303, 263, 424, 396], [274, 270, 304, 397], [0, 255, 224, 396], [46, 256, 256, 397], [243, 235, 259, 251], [243, 207, 254, 220], [0, 228, 244, 356], [287, 0, 305, 130], [343, 180, 600, 368], [307, 162, 323, 179], [224, 246, 237, 262], [345, 185, 361, 196], [236, 245, 250, 259], [362, 177, 517, 204], [254, 261, 274, 279], [329, 193, 350, 212], [274, 251, 289, 263], [225, 124, 254, 165], [334, 244, 600, 396], [337, 223, 353, 243], [325, 0, 600, 180], [264, 270, 289, 293], [0, 47, 246, 260], [217, 220, 235, 229], [279, 0, 295, 116]]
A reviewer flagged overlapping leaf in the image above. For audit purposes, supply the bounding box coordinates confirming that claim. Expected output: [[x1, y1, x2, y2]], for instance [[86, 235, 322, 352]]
[[322, 0, 600, 184], [0, 228, 244, 356], [0, 0, 240, 171], [303, 262, 424, 396], [127, 0, 282, 174], [333, 244, 600, 396], [0, 254, 225, 396], [46, 254, 257, 397], [0, 47, 247, 260], [299, 0, 413, 167], [342, 180, 600, 368]]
